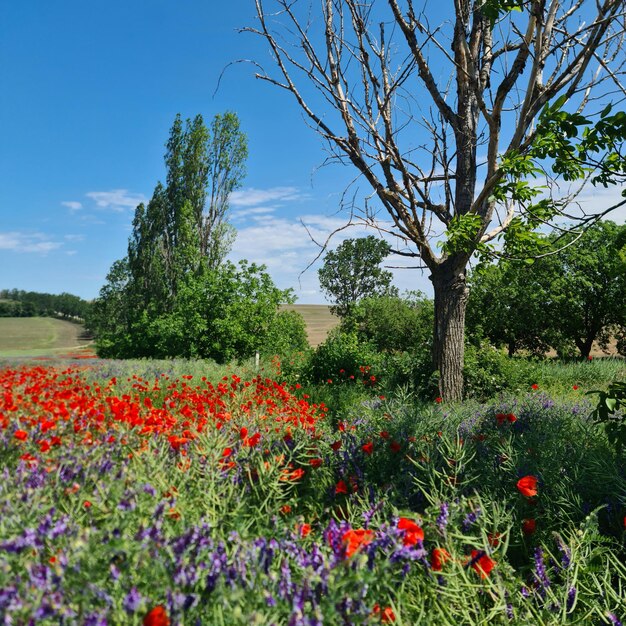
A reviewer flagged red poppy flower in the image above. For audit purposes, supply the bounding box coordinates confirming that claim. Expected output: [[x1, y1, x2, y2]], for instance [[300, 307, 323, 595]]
[[330, 440, 342, 451], [280, 504, 292, 515], [495, 412, 507, 425], [14, 430, 28, 441], [342, 528, 374, 557], [389, 441, 401, 453], [522, 519, 536, 535], [371, 604, 396, 623], [298, 523, 312, 537], [381, 606, 396, 623], [435, 397, 443, 404], [335, 479, 348, 495], [309, 458, 323, 468], [470, 550, 496, 579], [531, 384, 539, 390], [572, 385, 579, 390], [379, 431, 390, 439], [516, 475, 538, 497], [431, 547, 451, 571], [397, 517, 424, 546], [362, 441, 374, 455], [506, 413, 517, 423], [144, 605, 170, 626]]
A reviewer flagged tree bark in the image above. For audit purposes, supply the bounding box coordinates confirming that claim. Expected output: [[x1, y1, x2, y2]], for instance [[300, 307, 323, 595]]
[[431, 268, 469, 402], [575, 335, 595, 360]]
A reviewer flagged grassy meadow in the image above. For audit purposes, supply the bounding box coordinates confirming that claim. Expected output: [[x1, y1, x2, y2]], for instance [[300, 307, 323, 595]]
[[1, 352, 625, 625], [0, 317, 93, 357]]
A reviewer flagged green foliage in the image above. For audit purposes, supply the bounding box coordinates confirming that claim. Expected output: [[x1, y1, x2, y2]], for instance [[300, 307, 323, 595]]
[[199, 261, 294, 363], [462, 342, 540, 399], [344, 292, 433, 353], [309, 328, 383, 385], [589, 380, 626, 454], [467, 260, 554, 357], [468, 221, 626, 359], [318, 236, 396, 317], [440, 213, 484, 256], [89, 113, 292, 363], [260, 309, 310, 358]]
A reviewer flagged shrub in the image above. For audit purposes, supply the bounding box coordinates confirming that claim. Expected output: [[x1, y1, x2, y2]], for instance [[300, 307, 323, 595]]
[[309, 328, 383, 384], [345, 292, 433, 353], [260, 310, 310, 358]]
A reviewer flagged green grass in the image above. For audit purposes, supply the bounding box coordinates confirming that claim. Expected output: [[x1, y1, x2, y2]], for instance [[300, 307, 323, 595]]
[[0, 317, 93, 356]]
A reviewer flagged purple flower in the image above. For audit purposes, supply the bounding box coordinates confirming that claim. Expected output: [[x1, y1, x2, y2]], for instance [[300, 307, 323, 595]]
[[566, 587, 576, 612], [607, 614, 624, 626], [462, 507, 481, 531], [436, 502, 449, 533], [533, 547, 550, 596], [123, 587, 143, 613]]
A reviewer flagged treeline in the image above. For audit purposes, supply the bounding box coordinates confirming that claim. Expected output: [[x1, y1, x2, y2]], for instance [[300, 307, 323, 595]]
[[0, 289, 92, 320], [466, 220, 626, 359]]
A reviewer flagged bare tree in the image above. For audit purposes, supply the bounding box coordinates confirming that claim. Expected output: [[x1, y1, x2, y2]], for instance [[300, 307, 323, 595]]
[[246, 0, 626, 400]]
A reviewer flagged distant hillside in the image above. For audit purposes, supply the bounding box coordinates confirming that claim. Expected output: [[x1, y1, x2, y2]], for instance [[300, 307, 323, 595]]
[[281, 304, 339, 347], [0, 317, 93, 357]]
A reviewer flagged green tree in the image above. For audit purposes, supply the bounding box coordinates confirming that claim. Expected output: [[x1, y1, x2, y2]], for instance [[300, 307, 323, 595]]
[[467, 222, 626, 359], [466, 261, 555, 357], [547, 221, 626, 359], [252, 0, 626, 400], [199, 261, 294, 363], [260, 309, 310, 358], [318, 236, 396, 317], [92, 112, 264, 360]]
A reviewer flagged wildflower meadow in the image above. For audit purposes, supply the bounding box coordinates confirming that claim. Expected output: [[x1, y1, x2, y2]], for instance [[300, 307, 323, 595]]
[[1, 358, 625, 625]]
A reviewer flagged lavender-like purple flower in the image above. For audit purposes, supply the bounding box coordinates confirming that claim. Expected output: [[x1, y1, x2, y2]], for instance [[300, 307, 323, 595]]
[[462, 507, 481, 531], [607, 614, 624, 626], [566, 587, 577, 612], [533, 547, 550, 596], [123, 587, 143, 613], [556, 537, 571, 569], [436, 502, 449, 533]]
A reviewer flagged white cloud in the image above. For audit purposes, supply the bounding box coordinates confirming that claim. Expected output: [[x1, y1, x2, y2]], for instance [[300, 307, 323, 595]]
[[0, 232, 62, 254], [231, 206, 276, 221], [86, 189, 147, 212], [64, 234, 85, 242], [62, 201, 83, 211], [229, 213, 432, 303], [230, 186, 304, 208]]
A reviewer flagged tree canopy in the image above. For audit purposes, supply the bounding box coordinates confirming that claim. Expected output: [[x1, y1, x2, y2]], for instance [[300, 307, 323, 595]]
[[467, 221, 626, 359], [318, 235, 396, 317]]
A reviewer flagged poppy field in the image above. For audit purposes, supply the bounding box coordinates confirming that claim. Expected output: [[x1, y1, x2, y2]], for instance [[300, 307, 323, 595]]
[[1, 360, 625, 625]]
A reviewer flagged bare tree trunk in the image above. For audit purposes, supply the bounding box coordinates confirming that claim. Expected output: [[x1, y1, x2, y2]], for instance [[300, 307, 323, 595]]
[[431, 267, 469, 402]]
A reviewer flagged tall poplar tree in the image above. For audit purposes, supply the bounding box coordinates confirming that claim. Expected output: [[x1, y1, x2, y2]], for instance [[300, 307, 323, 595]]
[[93, 112, 250, 356]]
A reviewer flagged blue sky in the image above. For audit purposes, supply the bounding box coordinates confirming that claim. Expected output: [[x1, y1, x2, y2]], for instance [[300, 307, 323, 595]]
[[1, 2, 623, 304], [0, 0, 426, 303]]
